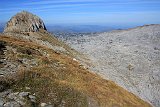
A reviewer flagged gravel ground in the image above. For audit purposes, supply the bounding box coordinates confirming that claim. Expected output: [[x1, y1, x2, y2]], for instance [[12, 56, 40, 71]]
[[62, 24, 160, 107]]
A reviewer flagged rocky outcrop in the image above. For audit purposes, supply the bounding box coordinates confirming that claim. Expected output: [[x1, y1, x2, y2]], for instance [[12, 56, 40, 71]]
[[4, 11, 47, 33]]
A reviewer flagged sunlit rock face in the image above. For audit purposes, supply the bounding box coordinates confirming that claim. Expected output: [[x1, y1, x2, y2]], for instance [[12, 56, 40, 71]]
[[4, 11, 47, 33]]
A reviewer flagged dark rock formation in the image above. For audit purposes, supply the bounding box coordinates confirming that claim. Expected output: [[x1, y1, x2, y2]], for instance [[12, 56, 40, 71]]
[[4, 11, 47, 33], [0, 41, 6, 67], [0, 41, 6, 55]]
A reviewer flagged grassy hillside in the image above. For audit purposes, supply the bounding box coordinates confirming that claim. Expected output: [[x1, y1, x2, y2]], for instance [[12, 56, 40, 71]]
[[0, 32, 152, 107]]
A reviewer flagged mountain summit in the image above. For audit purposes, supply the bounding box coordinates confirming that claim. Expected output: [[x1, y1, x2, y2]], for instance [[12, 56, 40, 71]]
[[4, 11, 47, 33]]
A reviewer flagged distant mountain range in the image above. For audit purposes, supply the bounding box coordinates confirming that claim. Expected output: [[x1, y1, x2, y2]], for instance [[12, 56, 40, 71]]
[[1, 24, 114, 33], [2, 22, 155, 34], [46, 25, 115, 33]]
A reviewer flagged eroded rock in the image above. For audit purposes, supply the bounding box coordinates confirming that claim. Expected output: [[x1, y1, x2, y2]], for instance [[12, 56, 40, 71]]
[[4, 11, 47, 33]]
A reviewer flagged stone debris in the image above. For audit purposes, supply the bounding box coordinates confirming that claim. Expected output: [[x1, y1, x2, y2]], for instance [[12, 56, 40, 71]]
[[0, 90, 36, 107], [64, 24, 160, 107]]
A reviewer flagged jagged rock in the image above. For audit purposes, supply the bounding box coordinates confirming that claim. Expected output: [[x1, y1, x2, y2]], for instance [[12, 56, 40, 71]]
[[0, 41, 6, 68], [19, 92, 29, 98], [0, 41, 6, 53], [29, 95, 36, 102], [4, 11, 47, 33], [0, 81, 10, 92]]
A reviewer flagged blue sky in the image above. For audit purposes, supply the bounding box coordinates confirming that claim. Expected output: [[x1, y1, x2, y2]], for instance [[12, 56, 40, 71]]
[[1, 0, 160, 27]]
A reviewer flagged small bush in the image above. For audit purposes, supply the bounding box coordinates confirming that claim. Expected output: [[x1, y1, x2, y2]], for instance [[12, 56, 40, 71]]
[[127, 64, 134, 71]]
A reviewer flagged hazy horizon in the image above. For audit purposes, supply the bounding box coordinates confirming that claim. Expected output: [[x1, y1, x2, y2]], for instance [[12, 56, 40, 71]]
[[0, 22, 159, 33], [1, 0, 160, 27]]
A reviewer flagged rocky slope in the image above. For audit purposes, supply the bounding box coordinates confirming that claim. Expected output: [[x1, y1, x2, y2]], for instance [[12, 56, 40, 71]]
[[0, 11, 152, 107], [64, 24, 160, 107]]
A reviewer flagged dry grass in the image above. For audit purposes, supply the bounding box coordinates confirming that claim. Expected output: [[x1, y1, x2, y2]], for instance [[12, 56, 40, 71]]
[[0, 34, 152, 107]]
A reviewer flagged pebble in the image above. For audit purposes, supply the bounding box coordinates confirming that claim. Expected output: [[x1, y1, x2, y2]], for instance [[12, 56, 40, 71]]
[[19, 92, 29, 97], [29, 95, 36, 102], [29, 95, 36, 99], [25, 87, 30, 90], [73, 58, 77, 61], [41, 103, 47, 107]]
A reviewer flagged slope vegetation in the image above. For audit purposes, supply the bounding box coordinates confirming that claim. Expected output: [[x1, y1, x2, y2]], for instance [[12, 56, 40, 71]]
[[0, 11, 152, 107]]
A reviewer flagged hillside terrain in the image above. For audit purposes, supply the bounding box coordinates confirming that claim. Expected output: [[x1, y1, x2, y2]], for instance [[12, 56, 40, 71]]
[[0, 11, 152, 107], [63, 24, 160, 107]]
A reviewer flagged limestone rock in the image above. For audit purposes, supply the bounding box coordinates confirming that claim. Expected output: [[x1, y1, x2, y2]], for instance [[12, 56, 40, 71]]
[[4, 11, 47, 33], [64, 24, 160, 107]]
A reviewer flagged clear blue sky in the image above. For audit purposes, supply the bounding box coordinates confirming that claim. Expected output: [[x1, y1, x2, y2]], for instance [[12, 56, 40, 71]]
[[1, 0, 160, 27]]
